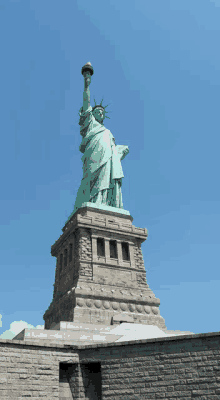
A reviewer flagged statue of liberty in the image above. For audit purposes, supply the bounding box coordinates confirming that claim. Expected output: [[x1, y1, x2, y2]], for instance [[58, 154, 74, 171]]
[[73, 62, 129, 214]]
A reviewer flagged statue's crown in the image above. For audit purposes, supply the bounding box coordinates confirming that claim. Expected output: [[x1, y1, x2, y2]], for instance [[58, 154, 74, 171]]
[[92, 104, 105, 111], [92, 98, 110, 120], [78, 98, 111, 121]]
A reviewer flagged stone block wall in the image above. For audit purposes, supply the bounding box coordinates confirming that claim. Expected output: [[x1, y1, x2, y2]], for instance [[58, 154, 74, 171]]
[[136, 271, 148, 287], [80, 332, 220, 400], [1, 331, 220, 399], [44, 288, 76, 329], [0, 339, 79, 400], [76, 228, 93, 280], [133, 240, 145, 270]]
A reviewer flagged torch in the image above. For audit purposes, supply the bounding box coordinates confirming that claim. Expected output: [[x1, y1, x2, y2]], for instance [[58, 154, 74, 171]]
[[81, 62, 94, 111]]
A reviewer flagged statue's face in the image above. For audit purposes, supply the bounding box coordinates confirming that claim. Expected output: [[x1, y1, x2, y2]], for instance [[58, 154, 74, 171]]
[[93, 108, 104, 123]]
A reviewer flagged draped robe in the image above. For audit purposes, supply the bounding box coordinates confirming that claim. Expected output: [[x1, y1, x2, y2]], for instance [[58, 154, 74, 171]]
[[73, 106, 128, 212]]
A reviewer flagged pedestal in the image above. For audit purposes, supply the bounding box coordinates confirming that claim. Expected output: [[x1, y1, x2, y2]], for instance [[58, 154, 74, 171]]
[[43, 205, 167, 331]]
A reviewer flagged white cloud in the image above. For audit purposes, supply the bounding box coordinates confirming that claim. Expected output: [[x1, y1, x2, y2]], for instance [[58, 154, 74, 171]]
[[0, 320, 44, 340]]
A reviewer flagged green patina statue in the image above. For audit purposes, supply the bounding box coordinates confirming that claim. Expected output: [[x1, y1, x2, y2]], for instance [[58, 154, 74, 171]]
[[73, 62, 129, 214]]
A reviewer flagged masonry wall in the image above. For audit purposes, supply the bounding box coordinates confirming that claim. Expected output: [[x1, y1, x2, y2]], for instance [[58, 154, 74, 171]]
[[0, 339, 80, 400], [80, 333, 220, 400], [0, 332, 220, 400]]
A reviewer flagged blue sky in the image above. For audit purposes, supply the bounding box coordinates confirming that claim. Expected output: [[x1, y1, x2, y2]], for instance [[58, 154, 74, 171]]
[[1, 0, 220, 339]]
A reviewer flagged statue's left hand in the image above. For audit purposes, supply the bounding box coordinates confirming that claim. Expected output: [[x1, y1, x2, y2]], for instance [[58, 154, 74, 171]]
[[124, 145, 129, 154], [116, 145, 129, 161], [122, 146, 129, 159]]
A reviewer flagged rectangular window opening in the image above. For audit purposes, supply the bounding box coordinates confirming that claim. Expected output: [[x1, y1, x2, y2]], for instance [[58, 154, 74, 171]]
[[122, 242, 130, 261], [110, 240, 117, 259], [81, 362, 102, 400], [59, 363, 78, 398], [59, 362, 102, 400], [97, 238, 105, 257]]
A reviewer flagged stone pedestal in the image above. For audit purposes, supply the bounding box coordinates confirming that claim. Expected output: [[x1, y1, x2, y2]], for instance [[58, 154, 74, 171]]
[[43, 204, 167, 331]]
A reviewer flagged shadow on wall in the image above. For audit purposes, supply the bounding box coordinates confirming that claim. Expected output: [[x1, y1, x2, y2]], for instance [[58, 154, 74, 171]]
[[59, 362, 101, 400]]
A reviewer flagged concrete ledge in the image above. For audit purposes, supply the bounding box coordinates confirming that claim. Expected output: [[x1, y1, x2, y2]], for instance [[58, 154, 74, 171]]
[[66, 203, 131, 225], [81, 202, 131, 216], [52, 321, 117, 331], [0, 330, 218, 350]]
